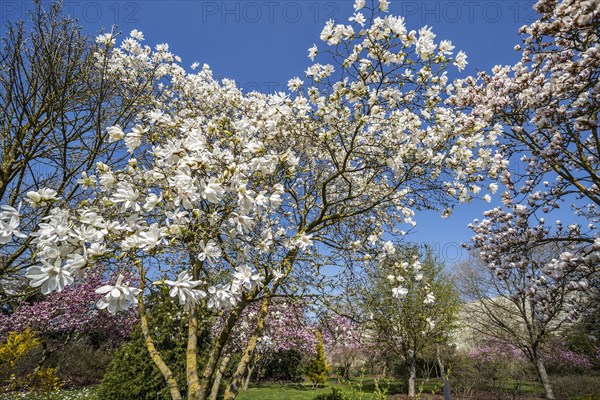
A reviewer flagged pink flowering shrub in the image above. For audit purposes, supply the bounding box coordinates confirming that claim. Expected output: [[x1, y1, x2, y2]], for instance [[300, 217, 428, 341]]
[[542, 337, 597, 372], [0, 270, 137, 345]]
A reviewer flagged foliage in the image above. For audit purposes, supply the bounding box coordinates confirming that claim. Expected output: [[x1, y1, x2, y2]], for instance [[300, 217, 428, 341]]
[[359, 245, 460, 396], [261, 349, 305, 382], [306, 332, 330, 387], [312, 387, 350, 400], [97, 289, 210, 400], [0, 329, 63, 393]]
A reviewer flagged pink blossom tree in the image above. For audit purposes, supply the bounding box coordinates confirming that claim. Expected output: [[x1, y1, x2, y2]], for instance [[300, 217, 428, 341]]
[[451, 1, 600, 397]]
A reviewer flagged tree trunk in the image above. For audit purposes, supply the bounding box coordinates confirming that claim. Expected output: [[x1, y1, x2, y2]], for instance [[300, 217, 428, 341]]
[[138, 293, 182, 400], [197, 299, 248, 400], [243, 362, 255, 390], [408, 355, 416, 398], [535, 356, 555, 400], [222, 296, 270, 400], [208, 353, 231, 400], [186, 306, 201, 400], [137, 265, 182, 400]]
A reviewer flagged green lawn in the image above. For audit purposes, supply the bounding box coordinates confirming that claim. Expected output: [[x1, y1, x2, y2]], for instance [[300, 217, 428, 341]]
[[0, 386, 98, 400]]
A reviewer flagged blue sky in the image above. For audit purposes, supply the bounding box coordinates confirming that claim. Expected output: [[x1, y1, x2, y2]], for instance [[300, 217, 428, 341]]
[[1, 0, 539, 265]]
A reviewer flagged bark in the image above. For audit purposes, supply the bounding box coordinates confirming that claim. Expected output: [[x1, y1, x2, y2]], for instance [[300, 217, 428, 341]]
[[136, 264, 182, 400], [186, 306, 201, 400], [208, 353, 232, 400], [243, 362, 255, 390], [535, 355, 555, 400], [197, 298, 248, 399], [138, 293, 183, 400], [408, 355, 416, 398], [222, 296, 270, 400]]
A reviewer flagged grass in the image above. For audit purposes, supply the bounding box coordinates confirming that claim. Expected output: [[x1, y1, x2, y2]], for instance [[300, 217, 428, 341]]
[[236, 377, 443, 400], [0, 386, 98, 400]]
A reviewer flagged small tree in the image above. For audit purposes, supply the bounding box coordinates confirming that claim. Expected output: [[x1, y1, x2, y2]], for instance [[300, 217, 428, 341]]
[[306, 331, 330, 387], [361, 245, 460, 397]]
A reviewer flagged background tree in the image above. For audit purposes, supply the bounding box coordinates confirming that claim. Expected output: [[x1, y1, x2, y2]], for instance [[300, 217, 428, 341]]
[[0, 0, 151, 306], [451, 0, 599, 326], [359, 245, 460, 397], [455, 249, 589, 399]]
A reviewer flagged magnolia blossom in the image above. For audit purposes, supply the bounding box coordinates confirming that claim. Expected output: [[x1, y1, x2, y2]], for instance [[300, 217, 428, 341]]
[[95, 274, 140, 314], [163, 271, 206, 310], [392, 286, 408, 299], [197, 239, 222, 264], [0, 205, 26, 244], [233, 265, 262, 290], [25, 259, 74, 295], [25, 188, 60, 207]]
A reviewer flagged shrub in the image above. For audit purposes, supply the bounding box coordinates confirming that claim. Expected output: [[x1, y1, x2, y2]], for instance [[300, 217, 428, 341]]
[[0, 329, 63, 393], [262, 349, 304, 382], [97, 289, 210, 400], [312, 387, 350, 400], [551, 374, 600, 400], [305, 332, 330, 387]]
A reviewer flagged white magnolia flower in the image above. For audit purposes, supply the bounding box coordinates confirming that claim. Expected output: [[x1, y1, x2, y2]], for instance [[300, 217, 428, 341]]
[[231, 214, 254, 234], [163, 271, 206, 310], [107, 125, 125, 142], [198, 239, 222, 264], [392, 286, 408, 299], [233, 265, 262, 290], [25, 259, 74, 295], [207, 285, 238, 309], [200, 178, 225, 203], [95, 274, 140, 314], [124, 124, 147, 153], [111, 182, 140, 211], [25, 188, 60, 207], [453, 50, 468, 71], [308, 44, 318, 61], [423, 292, 436, 304], [353, 0, 365, 11], [295, 232, 314, 250], [0, 205, 26, 244], [138, 224, 168, 250]]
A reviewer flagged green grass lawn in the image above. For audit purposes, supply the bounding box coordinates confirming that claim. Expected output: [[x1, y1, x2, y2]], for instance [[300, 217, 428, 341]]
[[0, 386, 98, 400]]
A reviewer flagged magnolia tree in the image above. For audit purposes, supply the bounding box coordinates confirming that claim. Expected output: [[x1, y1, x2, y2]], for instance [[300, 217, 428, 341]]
[[359, 246, 460, 397], [451, 1, 599, 397], [452, 0, 599, 326], [7, 1, 507, 399], [320, 315, 366, 380], [456, 250, 583, 400]]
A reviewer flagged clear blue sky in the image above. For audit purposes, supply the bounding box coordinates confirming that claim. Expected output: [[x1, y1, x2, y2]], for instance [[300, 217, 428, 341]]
[[1, 0, 539, 265]]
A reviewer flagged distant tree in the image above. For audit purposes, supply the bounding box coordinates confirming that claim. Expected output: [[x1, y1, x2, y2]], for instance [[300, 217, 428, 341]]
[[455, 249, 589, 399], [361, 245, 460, 397]]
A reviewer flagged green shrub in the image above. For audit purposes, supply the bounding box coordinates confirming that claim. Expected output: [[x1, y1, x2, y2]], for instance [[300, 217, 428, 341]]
[[551, 374, 600, 400], [97, 289, 210, 400], [305, 332, 330, 387], [312, 387, 350, 400], [262, 349, 304, 382]]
